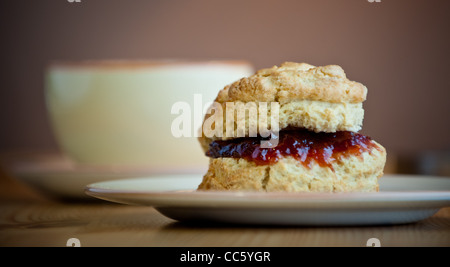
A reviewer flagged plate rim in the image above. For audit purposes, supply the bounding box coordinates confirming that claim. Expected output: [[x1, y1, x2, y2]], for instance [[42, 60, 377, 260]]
[[85, 174, 450, 210]]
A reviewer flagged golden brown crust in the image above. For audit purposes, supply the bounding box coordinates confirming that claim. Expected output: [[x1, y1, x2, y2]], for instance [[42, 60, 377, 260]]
[[216, 62, 367, 104], [197, 142, 386, 193]]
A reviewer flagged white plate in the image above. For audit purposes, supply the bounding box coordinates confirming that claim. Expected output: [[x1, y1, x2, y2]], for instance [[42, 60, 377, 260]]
[[85, 174, 450, 226]]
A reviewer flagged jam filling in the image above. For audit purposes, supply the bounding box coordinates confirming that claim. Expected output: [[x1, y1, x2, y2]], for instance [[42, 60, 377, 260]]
[[206, 129, 380, 169]]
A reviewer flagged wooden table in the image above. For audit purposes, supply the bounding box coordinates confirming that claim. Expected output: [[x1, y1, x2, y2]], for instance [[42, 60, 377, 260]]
[[1, 165, 449, 247]]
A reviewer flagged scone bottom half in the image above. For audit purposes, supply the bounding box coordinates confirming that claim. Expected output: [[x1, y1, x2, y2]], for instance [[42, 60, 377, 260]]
[[198, 129, 386, 193]]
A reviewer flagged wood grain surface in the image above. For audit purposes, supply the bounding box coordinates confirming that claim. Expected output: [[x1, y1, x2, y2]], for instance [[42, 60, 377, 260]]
[[0, 202, 449, 247], [0, 162, 449, 247]]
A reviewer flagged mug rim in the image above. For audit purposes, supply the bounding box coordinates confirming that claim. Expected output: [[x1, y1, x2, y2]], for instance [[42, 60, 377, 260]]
[[47, 59, 254, 70]]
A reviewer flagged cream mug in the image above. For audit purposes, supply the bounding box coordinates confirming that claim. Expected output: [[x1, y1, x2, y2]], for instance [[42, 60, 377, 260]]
[[45, 60, 254, 171]]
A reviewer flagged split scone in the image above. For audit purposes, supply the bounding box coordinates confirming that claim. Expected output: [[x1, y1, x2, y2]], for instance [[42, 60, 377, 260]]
[[197, 62, 386, 192]]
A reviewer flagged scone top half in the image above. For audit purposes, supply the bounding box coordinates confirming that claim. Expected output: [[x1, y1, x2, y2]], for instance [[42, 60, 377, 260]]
[[199, 62, 368, 151]]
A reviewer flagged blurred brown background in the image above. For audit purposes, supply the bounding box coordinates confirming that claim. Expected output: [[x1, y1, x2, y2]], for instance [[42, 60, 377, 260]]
[[0, 0, 449, 174]]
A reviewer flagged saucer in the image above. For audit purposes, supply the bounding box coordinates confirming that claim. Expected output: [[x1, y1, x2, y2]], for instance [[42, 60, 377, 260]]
[[7, 153, 206, 199]]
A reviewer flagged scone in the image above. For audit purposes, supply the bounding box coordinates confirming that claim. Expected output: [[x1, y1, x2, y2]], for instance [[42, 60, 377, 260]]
[[199, 62, 367, 151], [197, 62, 386, 192]]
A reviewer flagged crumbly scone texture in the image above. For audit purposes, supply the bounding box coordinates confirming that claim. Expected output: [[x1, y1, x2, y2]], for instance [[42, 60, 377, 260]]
[[215, 62, 367, 104], [199, 100, 364, 152], [198, 62, 367, 150], [197, 142, 386, 193]]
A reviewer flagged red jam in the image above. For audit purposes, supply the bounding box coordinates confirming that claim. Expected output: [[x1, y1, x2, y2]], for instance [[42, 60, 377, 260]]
[[206, 129, 380, 169]]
